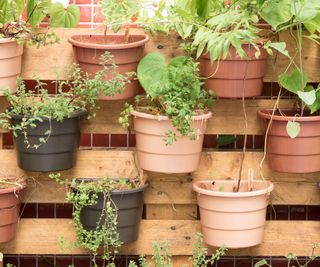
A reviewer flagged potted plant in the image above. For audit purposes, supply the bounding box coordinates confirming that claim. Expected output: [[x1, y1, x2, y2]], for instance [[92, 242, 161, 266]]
[[0, 53, 129, 172], [150, 0, 285, 98], [119, 52, 214, 173], [193, 179, 273, 248], [0, 177, 26, 243], [68, 0, 150, 100], [0, 0, 80, 94], [50, 173, 148, 267], [257, 0, 320, 173]]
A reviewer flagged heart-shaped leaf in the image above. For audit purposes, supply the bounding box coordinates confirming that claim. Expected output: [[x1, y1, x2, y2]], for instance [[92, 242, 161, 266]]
[[286, 121, 301, 138], [297, 88, 316, 105], [260, 0, 293, 28], [278, 68, 307, 94], [27, 0, 51, 28], [50, 3, 80, 28]]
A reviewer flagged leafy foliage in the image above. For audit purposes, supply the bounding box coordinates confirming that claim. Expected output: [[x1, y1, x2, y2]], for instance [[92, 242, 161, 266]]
[[119, 52, 214, 145], [145, 0, 287, 62], [128, 233, 227, 267], [0, 0, 80, 45], [0, 52, 132, 149]]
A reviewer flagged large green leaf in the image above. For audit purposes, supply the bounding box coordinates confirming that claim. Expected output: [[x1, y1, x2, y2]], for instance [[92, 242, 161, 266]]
[[49, 3, 80, 28], [137, 52, 168, 99], [260, 0, 292, 28], [0, 0, 24, 24], [278, 68, 308, 93], [195, 0, 212, 20], [304, 14, 320, 33], [26, 0, 51, 28], [292, 0, 320, 22]]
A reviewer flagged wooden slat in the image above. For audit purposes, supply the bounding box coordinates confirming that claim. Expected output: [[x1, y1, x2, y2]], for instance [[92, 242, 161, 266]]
[[1, 220, 319, 256], [145, 204, 198, 220], [20, 29, 320, 82], [0, 98, 298, 134], [15, 150, 320, 205]]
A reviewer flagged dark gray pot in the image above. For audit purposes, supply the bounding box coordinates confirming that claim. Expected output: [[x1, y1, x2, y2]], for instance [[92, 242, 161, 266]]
[[80, 183, 148, 244], [11, 109, 86, 172]]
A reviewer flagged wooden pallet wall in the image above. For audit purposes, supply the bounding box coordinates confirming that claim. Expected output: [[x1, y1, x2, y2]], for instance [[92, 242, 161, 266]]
[[0, 28, 319, 265]]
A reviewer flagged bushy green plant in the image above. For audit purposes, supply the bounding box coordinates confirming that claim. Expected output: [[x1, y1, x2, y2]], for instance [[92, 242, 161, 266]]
[[119, 52, 214, 145], [128, 233, 227, 267], [145, 0, 287, 62], [0, 52, 133, 149], [0, 0, 80, 46]]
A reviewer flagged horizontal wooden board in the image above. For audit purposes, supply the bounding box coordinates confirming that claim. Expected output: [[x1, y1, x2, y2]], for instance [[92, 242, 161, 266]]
[[1, 219, 319, 256], [0, 98, 297, 134], [21, 29, 320, 82], [13, 150, 320, 205], [145, 204, 198, 220]]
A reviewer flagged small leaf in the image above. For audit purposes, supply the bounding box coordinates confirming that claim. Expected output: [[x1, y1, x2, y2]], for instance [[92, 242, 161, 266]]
[[254, 259, 268, 267], [218, 185, 225, 192], [286, 121, 301, 138], [267, 42, 290, 58], [297, 89, 316, 105]]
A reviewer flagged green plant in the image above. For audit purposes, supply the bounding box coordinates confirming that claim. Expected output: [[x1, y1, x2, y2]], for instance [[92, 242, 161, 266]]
[[145, 0, 286, 62], [259, 0, 320, 136], [128, 233, 227, 267], [119, 52, 214, 145], [0, 52, 132, 149], [255, 244, 319, 267], [0, 0, 80, 46], [99, 0, 153, 42], [50, 174, 142, 267]]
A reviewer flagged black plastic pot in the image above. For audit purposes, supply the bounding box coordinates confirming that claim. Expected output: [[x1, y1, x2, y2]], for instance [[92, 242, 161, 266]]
[[11, 109, 86, 172], [80, 183, 148, 244]]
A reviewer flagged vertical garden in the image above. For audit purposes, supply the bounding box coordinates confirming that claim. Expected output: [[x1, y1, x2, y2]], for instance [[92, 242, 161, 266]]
[[0, 0, 319, 266]]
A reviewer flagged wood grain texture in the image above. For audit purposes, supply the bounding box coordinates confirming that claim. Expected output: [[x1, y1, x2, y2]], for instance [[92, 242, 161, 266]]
[[14, 150, 320, 205], [20, 29, 320, 82], [0, 98, 297, 134], [145, 204, 198, 220], [1, 220, 319, 256]]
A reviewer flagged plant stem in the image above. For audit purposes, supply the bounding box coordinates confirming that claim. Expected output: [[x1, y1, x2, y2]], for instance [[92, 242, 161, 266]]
[[236, 53, 249, 192]]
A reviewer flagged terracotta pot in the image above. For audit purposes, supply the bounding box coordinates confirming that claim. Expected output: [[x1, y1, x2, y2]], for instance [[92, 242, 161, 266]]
[[0, 39, 23, 94], [193, 180, 273, 248], [68, 34, 149, 100], [199, 44, 267, 98], [0, 181, 26, 243], [258, 109, 320, 173], [132, 111, 212, 173]]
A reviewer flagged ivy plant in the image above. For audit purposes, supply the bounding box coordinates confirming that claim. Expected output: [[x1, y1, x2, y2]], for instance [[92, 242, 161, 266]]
[[259, 0, 320, 137], [0, 52, 133, 149], [49, 174, 142, 267], [119, 52, 214, 145], [0, 0, 80, 46]]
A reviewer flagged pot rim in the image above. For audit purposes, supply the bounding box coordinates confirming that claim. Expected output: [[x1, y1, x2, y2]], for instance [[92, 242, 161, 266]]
[[193, 180, 274, 197], [72, 178, 149, 195], [68, 33, 150, 50], [258, 109, 320, 122], [0, 38, 17, 44], [10, 108, 87, 121], [131, 110, 212, 121], [0, 178, 26, 195]]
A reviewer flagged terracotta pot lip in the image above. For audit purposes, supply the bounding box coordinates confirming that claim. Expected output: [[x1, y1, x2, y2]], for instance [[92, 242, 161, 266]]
[[258, 109, 320, 122], [0, 178, 26, 195], [0, 38, 17, 44], [68, 33, 150, 50], [193, 180, 274, 197], [131, 110, 212, 121]]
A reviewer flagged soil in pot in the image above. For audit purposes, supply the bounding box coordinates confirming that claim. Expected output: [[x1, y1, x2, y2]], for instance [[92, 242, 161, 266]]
[[80, 183, 148, 244], [258, 109, 320, 173], [193, 179, 273, 248], [0, 39, 23, 95], [68, 34, 149, 100], [11, 109, 86, 172], [132, 110, 212, 173], [199, 44, 267, 98], [0, 178, 26, 243]]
